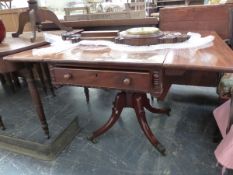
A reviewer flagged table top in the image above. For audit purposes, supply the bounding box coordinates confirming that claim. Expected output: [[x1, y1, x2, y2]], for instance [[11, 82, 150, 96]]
[[4, 42, 167, 68], [4, 31, 233, 72], [164, 31, 233, 72], [0, 32, 49, 57]]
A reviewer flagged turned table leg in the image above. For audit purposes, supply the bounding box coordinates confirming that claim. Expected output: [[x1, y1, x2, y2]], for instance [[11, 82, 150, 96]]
[[35, 63, 47, 94], [5, 73, 15, 92], [84, 87, 90, 104], [41, 63, 55, 96], [11, 72, 21, 88], [0, 74, 6, 85], [89, 91, 170, 155], [22, 66, 50, 138], [0, 115, 6, 130]]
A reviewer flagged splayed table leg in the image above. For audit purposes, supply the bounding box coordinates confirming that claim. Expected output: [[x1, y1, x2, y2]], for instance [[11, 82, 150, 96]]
[[88, 91, 170, 155]]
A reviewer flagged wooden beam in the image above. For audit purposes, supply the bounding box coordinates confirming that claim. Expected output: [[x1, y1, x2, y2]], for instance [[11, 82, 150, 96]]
[[42, 18, 158, 30]]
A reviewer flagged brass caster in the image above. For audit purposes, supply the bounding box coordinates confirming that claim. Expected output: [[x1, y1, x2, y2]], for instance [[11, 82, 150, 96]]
[[166, 108, 171, 116], [87, 135, 98, 144], [45, 133, 50, 139], [46, 135, 50, 139], [155, 143, 166, 156], [0, 126, 6, 131], [0, 117, 6, 130]]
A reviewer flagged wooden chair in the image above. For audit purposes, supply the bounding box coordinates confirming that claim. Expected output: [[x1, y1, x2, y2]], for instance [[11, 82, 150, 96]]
[[0, 116, 5, 132], [0, 74, 5, 84], [0, 115, 6, 130], [34, 63, 55, 96]]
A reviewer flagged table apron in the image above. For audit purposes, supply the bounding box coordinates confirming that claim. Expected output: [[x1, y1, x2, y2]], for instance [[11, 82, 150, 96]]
[[163, 69, 220, 87], [50, 67, 163, 94]]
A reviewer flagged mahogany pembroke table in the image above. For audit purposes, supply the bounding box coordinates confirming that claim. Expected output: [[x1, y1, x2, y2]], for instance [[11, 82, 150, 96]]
[[4, 31, 233, 155]]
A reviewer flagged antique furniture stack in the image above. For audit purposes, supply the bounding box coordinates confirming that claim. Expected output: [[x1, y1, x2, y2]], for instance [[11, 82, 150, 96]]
[[1, 2, 233, 160], [64, 0, 146, 21]]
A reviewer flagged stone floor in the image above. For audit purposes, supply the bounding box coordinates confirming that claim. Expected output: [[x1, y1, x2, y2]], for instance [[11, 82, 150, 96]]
[[0, 82, 223, 175]]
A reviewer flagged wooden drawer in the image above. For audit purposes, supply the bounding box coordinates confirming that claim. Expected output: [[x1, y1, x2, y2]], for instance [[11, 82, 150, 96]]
[[50, 68, 152, 92]]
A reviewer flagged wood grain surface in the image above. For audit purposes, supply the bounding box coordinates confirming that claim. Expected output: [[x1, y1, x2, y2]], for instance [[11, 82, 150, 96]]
[[4, 31, 233, 73], [159, 4, 233, 40], [0, 32, 49, 57], [163, 31, 233, 72]]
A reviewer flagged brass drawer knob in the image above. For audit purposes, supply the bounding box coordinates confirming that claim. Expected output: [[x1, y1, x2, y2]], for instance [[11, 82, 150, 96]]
[[123, 78, 131, 85], [64, 73, 72, 80]]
